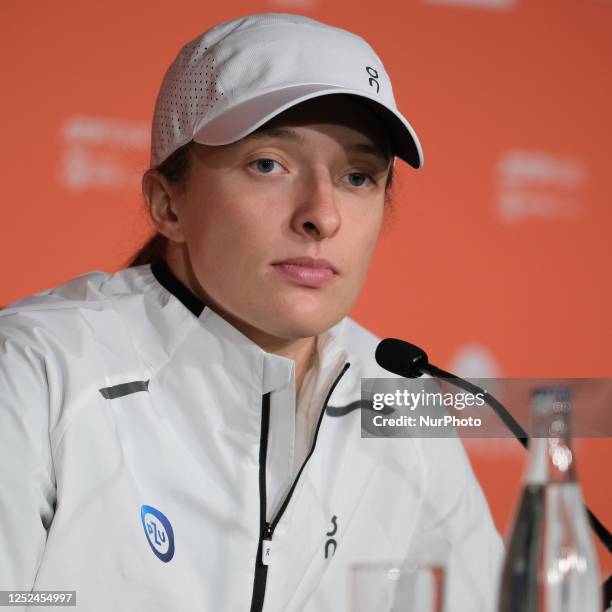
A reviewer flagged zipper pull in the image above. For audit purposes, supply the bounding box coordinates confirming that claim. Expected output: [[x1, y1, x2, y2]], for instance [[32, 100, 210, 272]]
[[261, 523, 273, 566]]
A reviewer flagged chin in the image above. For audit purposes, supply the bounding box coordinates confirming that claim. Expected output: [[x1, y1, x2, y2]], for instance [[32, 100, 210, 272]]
[[265, 310, 345, 340]]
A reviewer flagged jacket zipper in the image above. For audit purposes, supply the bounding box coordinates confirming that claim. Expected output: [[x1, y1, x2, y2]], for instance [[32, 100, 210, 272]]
[[249, 393, 272, 612], [249, 361, 351, 612]]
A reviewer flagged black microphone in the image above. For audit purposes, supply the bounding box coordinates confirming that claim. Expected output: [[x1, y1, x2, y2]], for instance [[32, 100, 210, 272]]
[[375, 337, 612, 553], [374, 338, 428, 378], [376, 338, 530, 444]]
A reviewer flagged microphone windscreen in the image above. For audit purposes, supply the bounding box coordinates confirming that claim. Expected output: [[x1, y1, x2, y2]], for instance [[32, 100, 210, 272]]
[[375, 338, 429, 378]]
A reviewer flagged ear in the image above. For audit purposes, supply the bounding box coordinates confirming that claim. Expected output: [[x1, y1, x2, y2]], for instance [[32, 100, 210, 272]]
[[141, 170, 187, 243]]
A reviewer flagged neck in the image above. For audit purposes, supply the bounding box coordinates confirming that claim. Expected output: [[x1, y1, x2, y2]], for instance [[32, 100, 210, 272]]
[[163, 249, 318, 395], [244, 329, 317, 395]]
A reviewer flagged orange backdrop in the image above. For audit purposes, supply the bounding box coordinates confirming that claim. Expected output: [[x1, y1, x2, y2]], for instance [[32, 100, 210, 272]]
[[3, 0, 610, 574]]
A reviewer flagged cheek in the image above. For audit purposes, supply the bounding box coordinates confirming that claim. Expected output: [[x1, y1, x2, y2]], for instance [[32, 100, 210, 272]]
[[333, 221, 382, 308], [183, 200, 272, 286], [183, 208, 216, 263], [347, 215, 383, 273], [179, 193, 225, 282]]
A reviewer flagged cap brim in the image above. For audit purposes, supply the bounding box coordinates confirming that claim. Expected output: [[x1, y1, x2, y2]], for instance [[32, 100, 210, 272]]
[[193, 84, 423, 169]]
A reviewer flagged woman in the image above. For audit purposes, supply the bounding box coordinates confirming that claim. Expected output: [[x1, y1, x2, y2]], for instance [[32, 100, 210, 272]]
[[0, 12, 503, 612]]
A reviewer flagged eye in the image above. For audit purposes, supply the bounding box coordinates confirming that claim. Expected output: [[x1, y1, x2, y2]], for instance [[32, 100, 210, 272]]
[[345, 171, 374, 188], [249, 158, 283, 174]]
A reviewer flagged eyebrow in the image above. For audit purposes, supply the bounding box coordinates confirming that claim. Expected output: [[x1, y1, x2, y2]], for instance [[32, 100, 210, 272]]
[[243, 126, 392, 165]]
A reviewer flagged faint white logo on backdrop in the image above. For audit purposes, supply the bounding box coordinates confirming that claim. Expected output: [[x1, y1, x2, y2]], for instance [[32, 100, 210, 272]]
[[61, 117, 148, 191], [268, 0, 318, 6], [423, 0, 514, 9], [448, 344, 501, 379], [497, 150, 587, 223]]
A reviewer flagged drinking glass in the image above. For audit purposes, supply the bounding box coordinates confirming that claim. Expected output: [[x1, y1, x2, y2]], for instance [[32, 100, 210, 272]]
[[349, 559, 446, 612]]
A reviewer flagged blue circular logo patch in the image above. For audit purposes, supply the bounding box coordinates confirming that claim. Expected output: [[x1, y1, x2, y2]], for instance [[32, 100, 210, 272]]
[[141, 504, 175, 562]]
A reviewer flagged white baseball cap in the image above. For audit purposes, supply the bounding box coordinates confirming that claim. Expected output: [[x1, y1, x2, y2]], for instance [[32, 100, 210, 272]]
[[150, 13, 423, 169]]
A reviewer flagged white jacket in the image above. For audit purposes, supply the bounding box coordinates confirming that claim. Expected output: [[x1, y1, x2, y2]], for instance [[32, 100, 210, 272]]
[[0, 260, 504, 611]]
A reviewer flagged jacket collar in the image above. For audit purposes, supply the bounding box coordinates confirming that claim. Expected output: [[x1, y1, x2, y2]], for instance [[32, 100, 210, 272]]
[[145, 259, 350, 395], [150, 259, 205, 318]]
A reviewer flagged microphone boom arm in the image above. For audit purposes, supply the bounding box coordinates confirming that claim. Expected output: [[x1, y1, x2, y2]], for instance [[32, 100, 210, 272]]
[[424, 363, 529, 448]]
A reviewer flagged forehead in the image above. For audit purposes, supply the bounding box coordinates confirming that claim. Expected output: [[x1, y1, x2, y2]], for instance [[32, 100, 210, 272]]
[[245, 95, 393, 162]]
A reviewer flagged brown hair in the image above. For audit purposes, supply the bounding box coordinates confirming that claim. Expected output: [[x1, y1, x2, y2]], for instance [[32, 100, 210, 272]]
[[127, 136, 396, 268]]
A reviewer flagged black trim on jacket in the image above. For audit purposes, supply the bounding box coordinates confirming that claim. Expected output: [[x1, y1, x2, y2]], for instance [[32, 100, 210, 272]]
[[150, 260, 206, 318]]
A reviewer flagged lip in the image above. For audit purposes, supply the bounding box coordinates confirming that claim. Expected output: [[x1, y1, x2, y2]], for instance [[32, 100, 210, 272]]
[[271, 256, 338, 288]]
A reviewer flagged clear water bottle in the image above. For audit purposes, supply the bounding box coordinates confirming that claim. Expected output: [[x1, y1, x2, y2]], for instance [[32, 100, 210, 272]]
[[498, 387, 601, 612]]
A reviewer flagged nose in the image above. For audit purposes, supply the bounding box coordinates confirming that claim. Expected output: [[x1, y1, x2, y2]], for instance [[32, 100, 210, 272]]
[[290, 169, 341, 240]]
